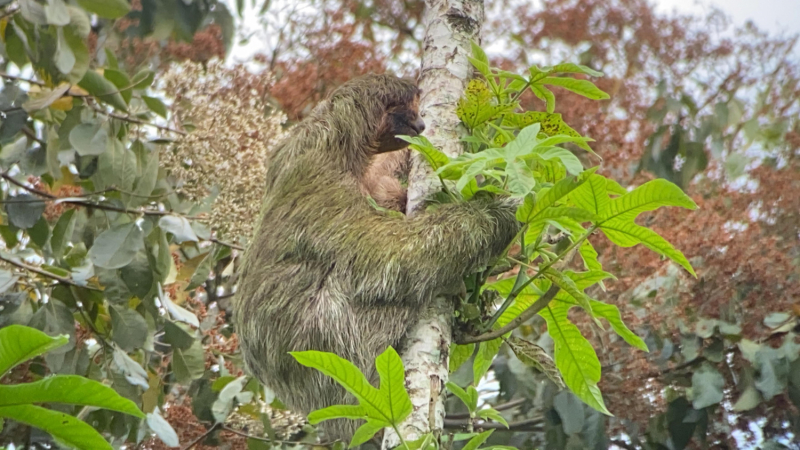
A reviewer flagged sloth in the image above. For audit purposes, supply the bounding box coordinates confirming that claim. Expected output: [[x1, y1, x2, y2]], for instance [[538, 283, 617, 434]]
[[233, 73, 519, 441]]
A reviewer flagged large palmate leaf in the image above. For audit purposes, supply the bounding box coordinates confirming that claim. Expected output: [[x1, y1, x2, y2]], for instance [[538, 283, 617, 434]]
[[291, 350, 389, 425], [540, 302, 609, 415], [376, 347, 412, 424]]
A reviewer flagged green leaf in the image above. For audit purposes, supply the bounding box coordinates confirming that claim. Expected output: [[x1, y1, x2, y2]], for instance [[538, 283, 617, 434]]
[[54, 27, 75, 74], [89, 222, 144, 269], [516, 167, 598, 224], [599, 178, 697, 224], [0, 325, 68, 377], [477, 408, 509, 428], [538, 146, 583, 175], [523, 206, 596, 243], [51, 209, 76, 259], [104, 48, 119, 69], [544, 269, 593, 316], [473, 338, 502, 385], [142, 95, 168, 118], [569, 174, 609, 215], [550, 63, 604, 77], [0, 375, 144, 417], [161, 291, 200, 328], [4, 194, 45, 229], [110, 305, 148, 351], [691, 364, 725, 409], [486, 280, 544, 329], [506, 158, 535, 196], [540, 302, 609, 415], [399, 135, 449, 171], [469, 40, 490, 77], [69, 121, 108, 156], [449, 343, 475, 374], [376, 347, 412, 423], [0, 404, 112, 450], [133, 145, 159, 203], [63, 23, 90, 83], [162, 321, 195, 351], [446, 382, 475, 413], [600, 220, 695, 277], [185, 251, 213, 291], [350, 419, 386, 447], [588, 300, 648, 351], [0, 270, 18, 294], [502, 122, 541, 159], [76, 0, 131, 19], [463, 430, 494, 450], [112, 347, 148, 388], [103, 68, 132, 103], [456, 79, 516, 128], [540, 77, 610, 100], [131, 69, 155, 90], [307, 405, 366, 424], [531, 84, 556, 113], [172, 340, 205, 384], [120, 251, 154, 298], [159, 215, 198, 243], [95, 138, 136, 191], [78, 70, 128, 112], [147, 408, 179, 447], [291, 351, 389, 424]]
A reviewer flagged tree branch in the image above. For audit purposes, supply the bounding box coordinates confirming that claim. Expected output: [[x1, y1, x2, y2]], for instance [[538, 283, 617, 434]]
[[445, 398, 525, 420], [0, 71, 46, 87], [221, 426, 331, 447], [443, 416, 543, 431], [87, 101, 186, 136], [181, 422, 221, 450], [383, 0, 485, 446], [0, 254, 101, 291], [456, 285, 560, 344], [1, 172, 200, 219]]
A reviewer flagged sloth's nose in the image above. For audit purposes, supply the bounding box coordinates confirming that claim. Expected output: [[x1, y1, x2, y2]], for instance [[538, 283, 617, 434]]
[[412, 117, 426, 133]]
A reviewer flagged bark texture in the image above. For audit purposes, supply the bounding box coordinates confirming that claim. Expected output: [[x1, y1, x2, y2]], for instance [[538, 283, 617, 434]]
[[383, 0, 485, 446]]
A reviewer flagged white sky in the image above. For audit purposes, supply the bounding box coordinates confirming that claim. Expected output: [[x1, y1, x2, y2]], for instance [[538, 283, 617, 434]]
[[654, 0, 800, 35]]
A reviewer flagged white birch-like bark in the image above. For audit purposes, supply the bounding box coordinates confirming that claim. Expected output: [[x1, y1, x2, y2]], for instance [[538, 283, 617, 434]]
[[383, 0, 484, 446]]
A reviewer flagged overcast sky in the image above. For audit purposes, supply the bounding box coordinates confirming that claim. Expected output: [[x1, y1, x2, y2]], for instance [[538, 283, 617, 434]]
[[654, 0, 800, 35]]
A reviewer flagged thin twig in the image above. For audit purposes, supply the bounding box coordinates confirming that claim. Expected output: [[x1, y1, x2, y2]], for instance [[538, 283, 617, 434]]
[[446, 398, 526, 420], [210, 238, 244, 251], [181, 422, 221, 450], [456, 284, 560, 344], [0, 71, 46, 87], [87, 101, 186, 135], [21, 127, 46, 146], [221, 426, 331, 447], [0, 254, 101, 291], [443, 416, 543, 431], [1, 172, 199, 218]]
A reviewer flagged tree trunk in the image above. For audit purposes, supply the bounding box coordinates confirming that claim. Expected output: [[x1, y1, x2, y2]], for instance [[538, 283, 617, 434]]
[[383, 0, 484, 446]]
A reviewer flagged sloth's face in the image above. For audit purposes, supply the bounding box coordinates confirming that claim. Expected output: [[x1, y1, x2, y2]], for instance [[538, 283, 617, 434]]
[[376, 99, 426, 153]]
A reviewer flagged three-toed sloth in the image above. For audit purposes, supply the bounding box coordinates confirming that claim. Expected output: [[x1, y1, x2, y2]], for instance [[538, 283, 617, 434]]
[[233, 74, 519, 441]]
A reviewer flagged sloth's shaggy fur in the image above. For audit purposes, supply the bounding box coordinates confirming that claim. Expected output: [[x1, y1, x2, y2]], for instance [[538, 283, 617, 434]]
[[234, 74, 519, 442]]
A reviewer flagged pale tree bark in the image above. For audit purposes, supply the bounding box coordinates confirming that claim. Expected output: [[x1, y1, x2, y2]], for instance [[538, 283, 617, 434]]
[[383, 0, 484, 447]]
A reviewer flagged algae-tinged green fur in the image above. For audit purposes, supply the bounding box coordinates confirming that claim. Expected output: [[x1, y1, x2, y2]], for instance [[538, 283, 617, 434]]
[[233, 74, 519, 441]]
